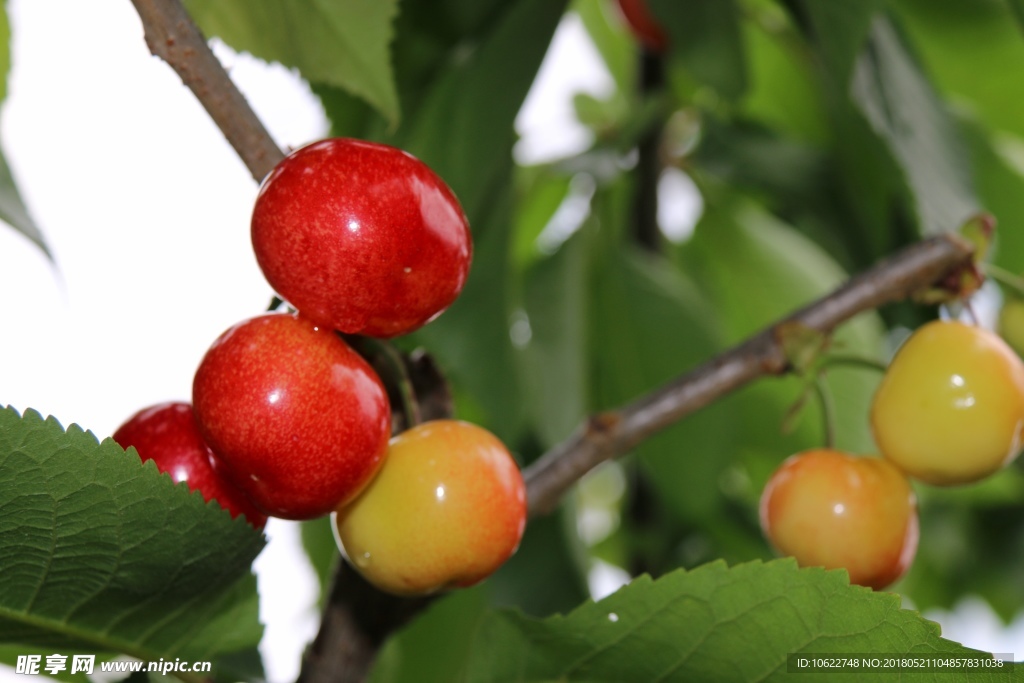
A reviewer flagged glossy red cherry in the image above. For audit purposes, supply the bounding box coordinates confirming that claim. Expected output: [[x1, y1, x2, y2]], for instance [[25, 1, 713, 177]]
[[615, 0, 669, 53], [251, 138, 472, 338], [113, 401, 267, 528], [192, 313, 391, 520]]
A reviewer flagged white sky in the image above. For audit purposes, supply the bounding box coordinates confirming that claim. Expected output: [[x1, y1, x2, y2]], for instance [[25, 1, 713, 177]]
[[0, 1, 1019, 679]]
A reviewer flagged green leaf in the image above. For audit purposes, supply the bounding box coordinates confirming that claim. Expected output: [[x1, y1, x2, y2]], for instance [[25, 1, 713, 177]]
[[462, 559, 1014, 682], [510, 167, 572, 270], [183, 0, 399, 125], [519, 231, 590, 447], [395, 0, 568, 224], [301, 517, 339, 608], [0, 0, 9, 102], [0, 407, 265, 666], [487, 504, 591, 618], [574, 0, 636, 96], [971, 129, 1024, 275], [0, 135, 50, 259], [318, 0, 568, 225], [1012, 0, 1024, 33], [0, 1, 50, 260], [410, 187, 526, 445], [590, 245, 735, 524], [850, 17, 978, 235], [788, 0, 882, 88], [370, 588, 488, 683], [740, 15, 828, 145], [649, 0, 748, 100], [894, 0, 1024, 141]]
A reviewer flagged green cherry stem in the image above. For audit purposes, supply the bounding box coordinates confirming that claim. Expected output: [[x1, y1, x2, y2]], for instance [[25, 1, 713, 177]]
[[984, 262, 1024, 298], [378, 341, 423, 428], [345, 335, 423, 429], [813, 375, 837, 451], [819, 353, 888, 375]]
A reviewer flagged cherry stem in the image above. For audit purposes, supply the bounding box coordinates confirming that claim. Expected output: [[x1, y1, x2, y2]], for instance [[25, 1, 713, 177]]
[[377, 341, 423, 428], [345, 336, 422, 429], [984, 263, 1024, 298], [819, 353, 888, 375], [813, 375, 837, 451]]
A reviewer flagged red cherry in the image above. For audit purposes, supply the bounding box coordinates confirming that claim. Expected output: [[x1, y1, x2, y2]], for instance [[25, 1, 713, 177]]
[[614, 0, 669, 53], [251, 138, 473, 338], [113, 402, 267, 528], [192, 313, 391, 520]]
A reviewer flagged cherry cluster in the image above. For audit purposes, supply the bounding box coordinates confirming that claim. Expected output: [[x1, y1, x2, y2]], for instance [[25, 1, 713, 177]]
[[760, 319, 1024, 590], [114, 138, 527, 596]]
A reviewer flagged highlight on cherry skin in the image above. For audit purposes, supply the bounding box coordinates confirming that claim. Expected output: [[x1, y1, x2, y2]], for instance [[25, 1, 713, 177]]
[[759, 449, 919, 591], [251, 137, 473, 339], [112, 401, 267, 528], [192, 312, 391, 521], [870, 319, 1024, 486], [333, 420, 527, 596]]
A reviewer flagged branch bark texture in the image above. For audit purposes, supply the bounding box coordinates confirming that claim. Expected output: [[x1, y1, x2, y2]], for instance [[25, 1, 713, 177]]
[[524, 233, 976, 516], [130, 0, 284, 182]]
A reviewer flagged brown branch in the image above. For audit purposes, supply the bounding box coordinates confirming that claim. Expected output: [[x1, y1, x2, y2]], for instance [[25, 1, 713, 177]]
[[298, 562, 434, 683], [524, 232, 976, 516], [129, 0, 285, 182]]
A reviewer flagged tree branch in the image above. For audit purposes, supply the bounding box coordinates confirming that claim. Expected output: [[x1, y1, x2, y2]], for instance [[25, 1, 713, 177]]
[[129, 0, 284, 182], [297, 562, 434, 683], [524, 232, 976, 516]]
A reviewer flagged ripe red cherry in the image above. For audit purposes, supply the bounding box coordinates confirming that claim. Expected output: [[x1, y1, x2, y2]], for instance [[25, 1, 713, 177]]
[[615, 0, 669, 53], [192, 313, 391, 520], [251, 138, 472, 338], [760, 449, 919, 590], [113, 402, 267, 528]]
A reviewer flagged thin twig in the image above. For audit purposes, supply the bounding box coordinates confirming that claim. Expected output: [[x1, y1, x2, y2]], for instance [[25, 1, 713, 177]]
[[524, 232, 975, 516], [129, 0, 284, 181]]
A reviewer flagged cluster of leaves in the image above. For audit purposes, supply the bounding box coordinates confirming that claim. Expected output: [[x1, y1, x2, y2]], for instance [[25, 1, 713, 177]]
[[3, 0, 1024, 680]]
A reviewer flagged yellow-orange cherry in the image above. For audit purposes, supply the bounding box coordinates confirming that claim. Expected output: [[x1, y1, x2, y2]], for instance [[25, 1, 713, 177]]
[[333, 420, 526, 596], [760, 449, 919, 590]]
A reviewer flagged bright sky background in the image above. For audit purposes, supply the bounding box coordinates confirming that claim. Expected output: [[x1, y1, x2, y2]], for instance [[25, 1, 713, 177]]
[[0, 1, 1020, 680]]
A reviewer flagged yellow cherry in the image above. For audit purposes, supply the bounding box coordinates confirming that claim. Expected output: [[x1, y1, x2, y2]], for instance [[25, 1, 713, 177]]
[[871, 320, 1024, 486]]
